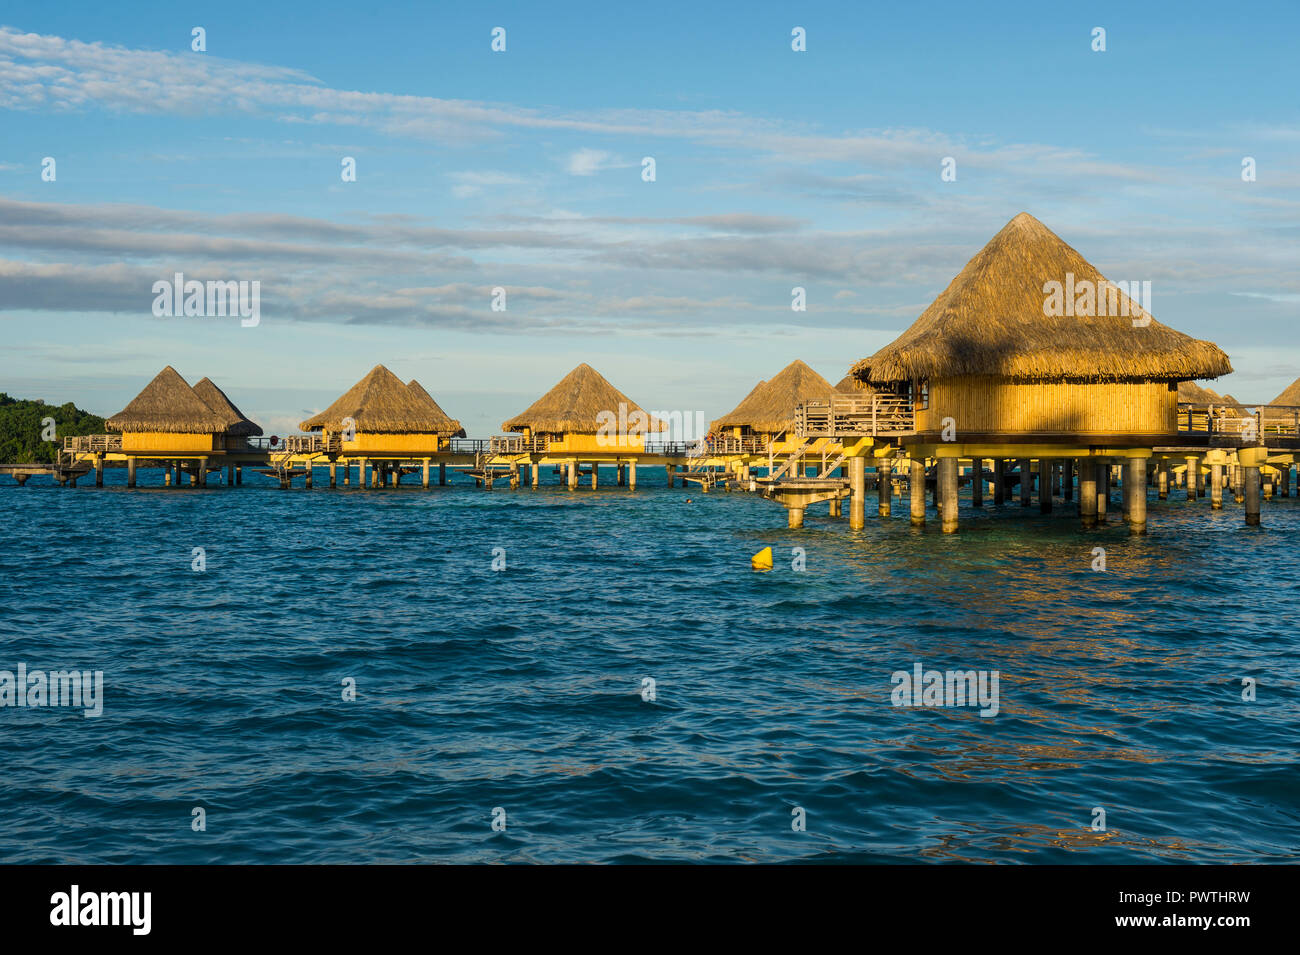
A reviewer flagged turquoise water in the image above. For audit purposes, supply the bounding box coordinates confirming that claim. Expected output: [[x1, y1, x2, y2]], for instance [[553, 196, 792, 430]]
[[1, 467, 1297, 863]]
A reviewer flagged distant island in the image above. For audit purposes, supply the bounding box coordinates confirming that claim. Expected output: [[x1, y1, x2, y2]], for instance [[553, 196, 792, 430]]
[[0, 393, 105, 464]]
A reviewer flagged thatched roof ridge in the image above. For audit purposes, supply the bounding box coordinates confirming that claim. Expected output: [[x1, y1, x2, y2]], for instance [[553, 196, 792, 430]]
[[406, 379, 466, 437], [711, 360, 835, 434], [192, 377, 263, 436], [1268, 377, 1300, 408], [851, 213, 1232, 384], [300, 364, 454, 433], [106, 366, 230, 433], [502, 363, 664, 433], [834, 374, 860, 393]]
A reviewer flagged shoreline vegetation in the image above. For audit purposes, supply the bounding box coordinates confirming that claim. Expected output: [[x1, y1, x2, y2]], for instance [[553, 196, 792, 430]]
[[0, 394, 103, 464]]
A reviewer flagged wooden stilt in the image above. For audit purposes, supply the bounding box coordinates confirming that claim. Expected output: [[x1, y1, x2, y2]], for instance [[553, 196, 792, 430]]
[[439, 463, 446, 486], [629, 461, 637, 490], [1063, 459, 1073, 502], [666, 464, 675, 489], [567, 460, 578, 490], [1128, 457, 1147, 533], [1019, 458, 1031, 507], [992, 458, 1004, 505], [127, 457, 137, 488], [197, 457, 208, 487], [971, 458, 983, 507], [849, 456, 865, 529], [877, 459, 892, 517], [1185, 456, 1197, 501], [421, 459, 429, 488], [1244, 466, 1261, 525], [164, 468, 172, 487], [236, 466, 242, 485], [1080, 459, 1098, 528], [1211, 464, 1223, 509], [910, 459, 925, 527], [94, 454, 104, 487], [1157, 460, 1168, 499], [305, 465, 313, 489], [1038, 458, 1052, 513], [591, 463, 598, 490], [226, 464, 235, 486], [939, 458, 959, 533], [1098, 461, 1109, 521]]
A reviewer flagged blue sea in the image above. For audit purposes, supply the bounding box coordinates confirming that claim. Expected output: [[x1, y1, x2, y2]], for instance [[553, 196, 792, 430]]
[[1, 467, 1297, 864]]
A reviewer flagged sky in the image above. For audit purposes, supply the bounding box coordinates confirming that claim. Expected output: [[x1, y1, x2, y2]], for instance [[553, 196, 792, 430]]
[[1, 0, 1298, 437]]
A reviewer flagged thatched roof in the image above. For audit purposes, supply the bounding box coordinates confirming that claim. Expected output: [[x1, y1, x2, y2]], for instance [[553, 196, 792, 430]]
[[300, 365, 461, 433], [106, 366, 230, 434], [711, 360, 835, 434], [851, 213, 1232, 385], [834, 374, 860, 393], [192, 377, 263, 436], [406, 379, 466, 437], [502, 363, 664, 433], [1268, 377, 1300, 408]]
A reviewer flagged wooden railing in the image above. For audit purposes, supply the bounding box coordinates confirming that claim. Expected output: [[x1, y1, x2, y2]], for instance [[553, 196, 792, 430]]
[[796, 394, 914, 437], [63, 434, 122, 453], [1178, 402, 1300, 438], [489, 435, 549, 454], [284, 434, 341, 454]]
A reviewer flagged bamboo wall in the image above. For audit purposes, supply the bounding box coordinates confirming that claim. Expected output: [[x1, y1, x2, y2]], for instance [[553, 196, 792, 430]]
[[122, 432, 221, 452], [547, 434, 646, 453], [918, 378, 1177, 434], [344, 432, 448, 453]]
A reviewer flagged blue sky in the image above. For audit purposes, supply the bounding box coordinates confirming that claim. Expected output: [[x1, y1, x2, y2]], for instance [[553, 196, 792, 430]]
[[1, 0, 1297, 436]]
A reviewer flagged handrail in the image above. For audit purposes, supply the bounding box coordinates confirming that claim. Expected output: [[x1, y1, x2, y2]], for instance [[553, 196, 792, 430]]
[[796, 394, 913, 437]]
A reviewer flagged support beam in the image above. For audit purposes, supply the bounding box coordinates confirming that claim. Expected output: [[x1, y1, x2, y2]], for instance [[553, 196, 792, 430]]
[[877, 459, 892, 518], [1079, 459, 1098, 528], [94, 454, 104, 487], [305, 465, 313, 489], [567, 460, 578, 490], [227, 464, 235, 486], [127, 457, 137, 488], [629, 461, 637, 491], [421, 459, 429, 489], [330, 462, 338, 489], [910, 459, 925, 527], [1127, 456, 1147, 534], [359, 459, 369, 490], [939, 457, 959, 533], [971, 458, 983, 507], [1038, 458, 1052, 513], [591, 463, 598, 490], [197, 457, 208, 487], [1211, 464, 1223, 509], [439, 463, 446, 486], [532, 462, 540, 488], [849, 456, 865, 530], [992, 458, 1004, 505], [788, 506, 805, 530], [1098, 461, 1109, 522], [1185, 457, 1197, 501], [1019, 458, 1031, 507], [1063, 459, 1073, 502], [1157, 460, 1168, 499], [666, 464, 675, 489], [1244, 466, 1261, 526]]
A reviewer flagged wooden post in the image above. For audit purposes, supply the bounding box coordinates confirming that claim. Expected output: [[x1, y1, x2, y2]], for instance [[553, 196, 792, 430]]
[[359, 459, 368, 489], [1038, 458, 1052, 513], [1051, 462, 1061, 497], [532, 462, 540, 488], [1185, 456, 1197, 501], [329, 462, 337, 488], [828, 498, 842, 517], [421, 459, 429, 488], [939, 457, 959, 533], [1080, 459, 1098, 528], [1233, 464, 1244, 504], [849, 456, 865, 530], [788, 505, 804, 529], [391, 467, 399, 487], [236, 466, 242, 486], [510, 462, 520, 489], [227, 464, 235, 486], [1157, 460, 1168, 499], [305, 465, 313, 489], [629, 461, 636, 490], [197, 457, 208, 487], [1019, 458, 1031, 507], [94, 454, 104, 487], [1264, 471, 1274, 500], [567, 461, 578, 490], [666, 465, 675, 489], [992, 458, 1004, 505], [343, 462, 350, 486], [591, 463, 598, 490], [127, 457, 137, 488], [1097, 461, 1109, 522], [971, 459, 983, 507], [164, 468, 172, 487], [617, 464, 625, 487], [1063, 459, 1073, 502], [439, 463, 446, 486], [1211, 464, 1223, 509], [1282, 464, 1291, 498], [1127, 457, 1147, 532], [1244, 466, 1261, 526], [910, 459, 925, 527], [877, 459, 892, 518]]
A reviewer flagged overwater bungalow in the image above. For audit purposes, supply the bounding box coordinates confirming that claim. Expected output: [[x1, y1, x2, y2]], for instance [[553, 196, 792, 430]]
[[500, 363, 662, 488], [846, 212, 1234, 532], [299, 364, 463, 487], [192, 376, 264, 450], [711, 359, 835, 448]]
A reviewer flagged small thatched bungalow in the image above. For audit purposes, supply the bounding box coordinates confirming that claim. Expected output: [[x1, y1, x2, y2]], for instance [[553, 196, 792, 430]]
[[192, 376, 263, 449], [300, 364, 463, 454], [850, 213, 1232, 437], [502, 363, 663, 453], [711, 359, 836, 442], [106, 366, 231, 452]]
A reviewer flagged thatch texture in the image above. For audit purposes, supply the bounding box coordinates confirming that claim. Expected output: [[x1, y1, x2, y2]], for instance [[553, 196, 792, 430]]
[[301, 365, 458, 433], [192, 377, 263, 436], [850, 213, 1232, 385], [106, 366, 230, 434], [406, 379, 466, 437], [1268, 377, 1300, 407], [834, 374, 860, 393], [711, 360, 835, 434], [502, 363, 664, 433]]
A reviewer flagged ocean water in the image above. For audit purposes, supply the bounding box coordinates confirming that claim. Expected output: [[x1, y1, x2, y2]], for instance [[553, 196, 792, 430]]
[[1, 466, 1297, 864]]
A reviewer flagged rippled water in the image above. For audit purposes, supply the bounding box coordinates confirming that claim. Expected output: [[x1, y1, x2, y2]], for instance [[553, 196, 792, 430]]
[[1, 466, 1297, 863]]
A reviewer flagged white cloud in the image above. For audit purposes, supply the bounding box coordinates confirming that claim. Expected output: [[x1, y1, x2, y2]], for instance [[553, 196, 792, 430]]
[[564, 148, 613, 176]]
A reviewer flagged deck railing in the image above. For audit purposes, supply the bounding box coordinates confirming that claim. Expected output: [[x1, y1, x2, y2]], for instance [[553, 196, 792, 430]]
[[282, 434, 342, 454], [489, 435, 549, 454], [63, 434, 122, 453], [796, 394, 914, 437], [1177, 402, 1300, 438]]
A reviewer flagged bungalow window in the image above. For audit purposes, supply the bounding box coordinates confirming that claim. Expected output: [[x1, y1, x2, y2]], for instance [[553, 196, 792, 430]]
[[911, 381, 929, 410]]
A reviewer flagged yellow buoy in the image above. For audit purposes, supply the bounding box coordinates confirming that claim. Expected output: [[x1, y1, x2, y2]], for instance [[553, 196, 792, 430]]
[[751, 546, 773, 570]]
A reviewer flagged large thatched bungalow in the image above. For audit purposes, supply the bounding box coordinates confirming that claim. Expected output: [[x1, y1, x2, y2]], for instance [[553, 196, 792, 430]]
[[502, 363, 662, 454], [300, 364, 462, 455], [192, 376, 264, 449], [848, 212, 1233, 533], [712, 359, 835, 444], [106, 366, 235, 453]]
